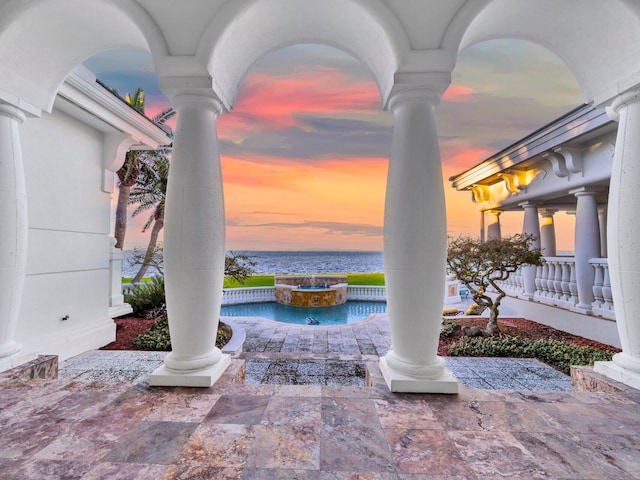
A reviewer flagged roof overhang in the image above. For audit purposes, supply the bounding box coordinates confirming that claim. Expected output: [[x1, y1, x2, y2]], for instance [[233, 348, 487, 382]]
[[449, 104, 614, 192]]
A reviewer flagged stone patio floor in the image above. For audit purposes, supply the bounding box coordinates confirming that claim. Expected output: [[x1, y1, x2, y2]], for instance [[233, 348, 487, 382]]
[[2, 314, 640, 479]]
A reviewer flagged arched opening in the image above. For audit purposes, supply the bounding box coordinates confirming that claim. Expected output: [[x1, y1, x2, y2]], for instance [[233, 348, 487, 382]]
[[442, 39, 582, 250], [218, 43, 391, 253], [198, 0, 407, 109], [0, 0, 163, 112]]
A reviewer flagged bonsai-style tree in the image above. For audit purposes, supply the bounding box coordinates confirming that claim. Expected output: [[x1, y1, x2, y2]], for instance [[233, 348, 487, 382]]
[[447, 234, 544, 334]]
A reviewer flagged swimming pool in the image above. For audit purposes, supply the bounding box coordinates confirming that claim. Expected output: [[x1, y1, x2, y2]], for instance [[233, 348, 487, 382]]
[[220, 301, 387, 326]]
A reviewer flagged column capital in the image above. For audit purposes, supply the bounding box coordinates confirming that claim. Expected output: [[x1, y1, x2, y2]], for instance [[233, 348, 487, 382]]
[[518, 201, 540, 209], [485, 209, 503, 216], [172, 92, 224, 116], [159, 74, 226, 114], [569, 186, 602, 197], [606, 88, 640, 122], [386, 71, 450, 112], [0, 103, 26, 124], [539, 208, 558, 217]]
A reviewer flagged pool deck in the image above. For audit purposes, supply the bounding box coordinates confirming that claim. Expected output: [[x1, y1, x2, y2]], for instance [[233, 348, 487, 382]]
[[3, 313, 640, 479]]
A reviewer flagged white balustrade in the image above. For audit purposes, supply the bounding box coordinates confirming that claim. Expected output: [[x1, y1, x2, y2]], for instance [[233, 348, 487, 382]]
[[499, 256, 616, 321], [590, 258, 616, 320], [346, 285, 387, 301], [222, 286, 276, 305]]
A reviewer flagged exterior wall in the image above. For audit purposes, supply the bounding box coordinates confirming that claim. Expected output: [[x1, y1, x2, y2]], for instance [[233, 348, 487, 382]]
[[498, 295, 620, 348], [17, 106, 115, 361]]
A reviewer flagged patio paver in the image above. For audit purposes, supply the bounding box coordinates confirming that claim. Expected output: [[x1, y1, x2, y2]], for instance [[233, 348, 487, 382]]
[[3, 313, 634, 479]]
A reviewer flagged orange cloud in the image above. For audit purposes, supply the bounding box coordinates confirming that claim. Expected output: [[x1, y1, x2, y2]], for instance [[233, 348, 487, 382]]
[[442, 147, 493, 171], [442, 84, 475, 103]]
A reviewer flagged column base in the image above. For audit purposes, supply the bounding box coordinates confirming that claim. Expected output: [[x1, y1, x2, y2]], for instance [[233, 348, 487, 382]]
[[379, 357, 459, 393], [574, 304, 593, 315], [108, 302, 133, 318], [594, 360, 640, 391], [149, 354, 231, 387]]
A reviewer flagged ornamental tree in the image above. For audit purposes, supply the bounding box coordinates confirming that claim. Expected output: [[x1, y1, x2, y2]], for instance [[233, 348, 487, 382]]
[[447, 234, 544, 335]]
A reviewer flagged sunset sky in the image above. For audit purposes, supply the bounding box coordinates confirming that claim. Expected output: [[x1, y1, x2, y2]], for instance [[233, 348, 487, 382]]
[[84, 41, 582, 252]]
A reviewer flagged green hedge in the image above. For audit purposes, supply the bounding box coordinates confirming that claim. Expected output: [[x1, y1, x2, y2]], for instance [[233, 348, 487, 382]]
[[440, 318, 459, 338], [133, 316, 229, 351], [448, 335, 615, 373]]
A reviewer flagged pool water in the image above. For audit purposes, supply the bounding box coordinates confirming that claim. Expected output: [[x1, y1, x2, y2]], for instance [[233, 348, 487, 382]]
[[220, 301, 387, 326]]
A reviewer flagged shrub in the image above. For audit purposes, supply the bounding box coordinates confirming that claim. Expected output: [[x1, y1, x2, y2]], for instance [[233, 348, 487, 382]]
[[133, 315, 171, 350], [440, 318, 459, 338], [133, 316, 231, 351], [124, 276, 165, 316], [447, 335, 614, 374]]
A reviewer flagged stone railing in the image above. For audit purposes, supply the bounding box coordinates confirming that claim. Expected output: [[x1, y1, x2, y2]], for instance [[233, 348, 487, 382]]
[[496, 256, 615, 320], [346, 285, 387, 301], [124, 284, 389, 305], [222, 286, 276, 305], [533, 257, 579, 310]]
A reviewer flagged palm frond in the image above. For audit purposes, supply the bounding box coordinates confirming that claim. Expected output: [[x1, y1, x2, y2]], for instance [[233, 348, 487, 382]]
[[152, 108, 175, 125]]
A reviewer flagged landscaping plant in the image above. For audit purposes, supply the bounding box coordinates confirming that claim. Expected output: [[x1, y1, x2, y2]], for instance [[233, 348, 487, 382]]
[[447, 335, 615, 374], [447, 234, 544, 334]]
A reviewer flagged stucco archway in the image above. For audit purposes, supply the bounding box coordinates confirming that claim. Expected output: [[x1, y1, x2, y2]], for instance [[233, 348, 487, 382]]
[[0, 0, 164, 113], [459, 0, 640, 106], [195, 0, 409, 110]]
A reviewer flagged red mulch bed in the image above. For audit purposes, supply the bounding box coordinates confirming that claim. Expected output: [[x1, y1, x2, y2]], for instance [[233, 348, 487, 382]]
[[437, 316, 619, 356], [104, 315, 619, 353], [101, 317, 157, 350]]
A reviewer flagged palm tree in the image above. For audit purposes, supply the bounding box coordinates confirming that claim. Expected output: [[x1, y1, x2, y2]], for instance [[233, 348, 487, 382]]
[[129, 152, 170, 283], [113, 88, 174, 249]]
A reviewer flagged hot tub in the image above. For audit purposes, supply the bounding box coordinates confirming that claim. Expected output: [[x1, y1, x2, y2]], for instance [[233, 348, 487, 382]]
[[274, 275, 348, 307]]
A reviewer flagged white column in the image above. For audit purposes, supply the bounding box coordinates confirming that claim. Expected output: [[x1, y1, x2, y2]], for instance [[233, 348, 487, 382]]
[[595, 90, 640, 389], [520, 202, 540, 300], [380, 88, 458, 394], [0, 103, 28, 370], [539, 209, 557, 257], [570, 187, 600, 312], [149, 93, 230, 387], [598, 206, 608, 258], [485, 210, 502, 240]]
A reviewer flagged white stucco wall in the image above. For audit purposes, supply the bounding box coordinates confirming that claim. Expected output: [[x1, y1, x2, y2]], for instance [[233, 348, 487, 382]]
[[17, 106, 115, 361]]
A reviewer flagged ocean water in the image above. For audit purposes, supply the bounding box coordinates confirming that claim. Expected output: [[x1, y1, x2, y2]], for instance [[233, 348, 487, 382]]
[[122, 250, 384, 277]]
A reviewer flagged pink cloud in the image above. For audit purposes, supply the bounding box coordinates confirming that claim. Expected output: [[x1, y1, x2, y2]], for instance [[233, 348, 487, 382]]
[[218, 68, 381, 137], [442, 84, 475, 103]]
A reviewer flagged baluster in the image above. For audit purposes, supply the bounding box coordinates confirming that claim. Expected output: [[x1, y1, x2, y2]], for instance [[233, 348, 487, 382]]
[[539, 263, 549, 298], [545, 263, 556, 299], [560, 262, 571, 301], [602, 264, 613, 311], [568, 262, 579, 306], [534, 265, 543, 297], [553, 261, 563, 301], [592, 262, 604, 309]]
